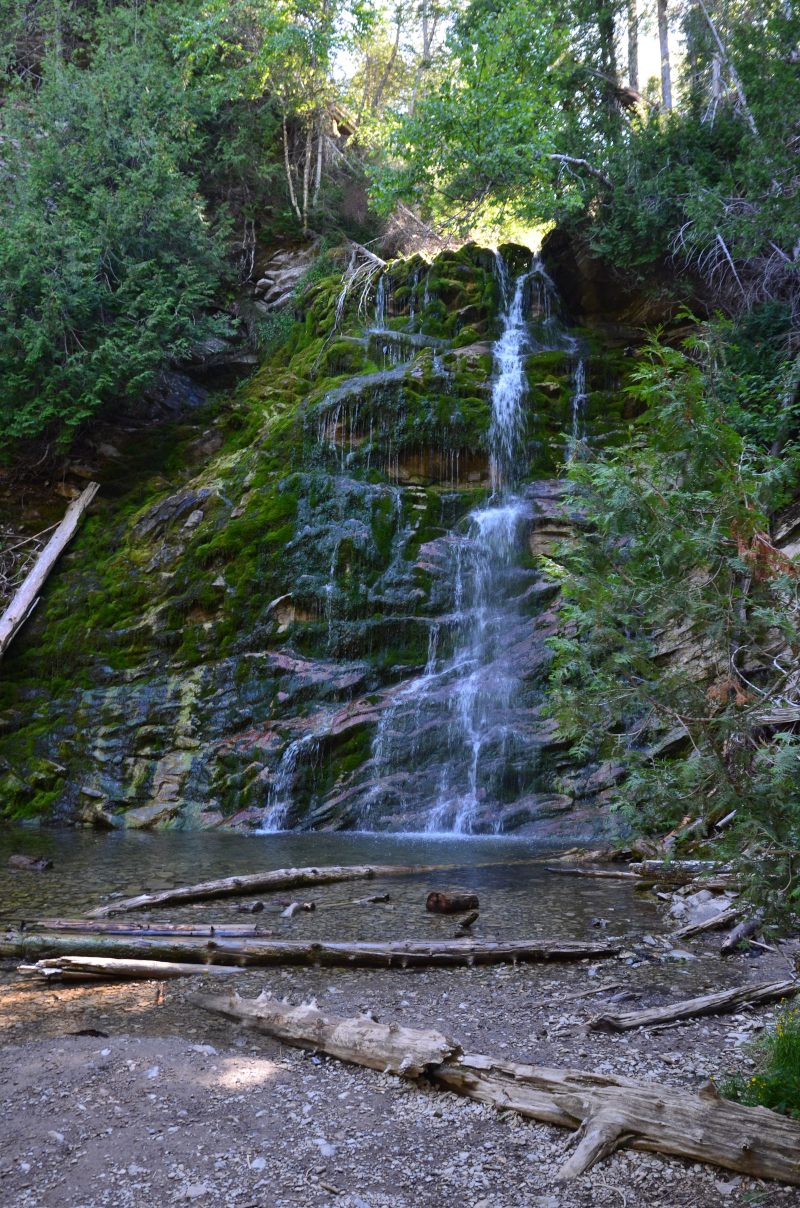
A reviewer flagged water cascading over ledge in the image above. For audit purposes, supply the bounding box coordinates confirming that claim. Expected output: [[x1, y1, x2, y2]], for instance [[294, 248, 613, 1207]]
[[0, 241, 637, 838]]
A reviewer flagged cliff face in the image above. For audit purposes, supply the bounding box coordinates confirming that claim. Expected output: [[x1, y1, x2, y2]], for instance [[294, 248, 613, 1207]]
[[0, 241, 637, 838]]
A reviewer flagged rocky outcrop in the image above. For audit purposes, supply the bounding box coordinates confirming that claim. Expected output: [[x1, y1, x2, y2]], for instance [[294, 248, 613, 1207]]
[[0, 242, 637, 840]]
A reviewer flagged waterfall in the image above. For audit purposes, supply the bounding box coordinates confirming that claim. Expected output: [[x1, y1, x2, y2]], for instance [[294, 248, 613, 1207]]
[[362, 252, 542, 834]]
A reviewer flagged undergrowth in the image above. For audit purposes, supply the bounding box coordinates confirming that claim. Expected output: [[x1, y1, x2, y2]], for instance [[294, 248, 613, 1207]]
[[722, 1002, 800, 1117]]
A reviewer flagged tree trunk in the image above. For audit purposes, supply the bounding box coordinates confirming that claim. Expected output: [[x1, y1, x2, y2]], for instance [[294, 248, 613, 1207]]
[[657, 0, 672, 109], [20, 956, 244, 980], [312, 115, 324, 209], [302, 119, 313, 230], [627, 0, 638, 92], [282, 110, 302, 220], [0, 482, 99, 659], [426, 891, 480, 914]]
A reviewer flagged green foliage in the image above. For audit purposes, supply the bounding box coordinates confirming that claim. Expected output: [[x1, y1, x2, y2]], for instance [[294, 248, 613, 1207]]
[[546, 330, 800, 924], [722, 1001, 800, 1117], [0, 2, 232, 441]]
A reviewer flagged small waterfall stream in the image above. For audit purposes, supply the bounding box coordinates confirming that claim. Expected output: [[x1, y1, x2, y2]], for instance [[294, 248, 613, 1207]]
[[361, 252, 556, 833], [260, 249, 587, 835]]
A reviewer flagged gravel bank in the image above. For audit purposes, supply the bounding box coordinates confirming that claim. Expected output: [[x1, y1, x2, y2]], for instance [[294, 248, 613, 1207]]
[[2, 941, 800, 1208]]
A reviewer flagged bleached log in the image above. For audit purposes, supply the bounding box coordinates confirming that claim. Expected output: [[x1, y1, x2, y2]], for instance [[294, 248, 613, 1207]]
[[19, 956, 243, 980], [190, 988, 458, 1076], [672, 906, 741, 939], [436, 1057, 800, 1183], [86, 863, 451, 917], [0, 482, 99, 659], [589, 979, 798, 1032], [9, 930, 621, 968], [546, 866, 643, 880], [194, 993, 800, 1184], [349, 240, 387, 269]]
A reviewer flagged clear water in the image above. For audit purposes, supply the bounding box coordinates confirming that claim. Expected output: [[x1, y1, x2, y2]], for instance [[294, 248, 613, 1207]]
[[0, 827, 663, 949]]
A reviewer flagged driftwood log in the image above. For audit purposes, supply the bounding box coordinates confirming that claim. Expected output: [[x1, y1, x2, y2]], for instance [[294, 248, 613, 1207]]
[[190, 988, 457, 1076], [87, 863, 453, 917], [6, 932, 620, 968], [546, 867, 642, 880], [19, 956, 244, 981], [195, 991, 800, 1184], [722, 920, 761, 955], [426, 891, 480, 914], [672, 907, 741, 939], [0, 482, 99, 659], [590, 979, 798, 1032]]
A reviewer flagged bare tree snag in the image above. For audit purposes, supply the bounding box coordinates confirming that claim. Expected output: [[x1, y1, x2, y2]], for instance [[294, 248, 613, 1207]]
[[86, 863, 452, 917], [190, 988, 459, 1076], [349, 241, 387, 269], [193, 994, 800, 1184], [0, 482, 99, 659], [10, 931, 621, 969], [589, 979, 798, 1032]]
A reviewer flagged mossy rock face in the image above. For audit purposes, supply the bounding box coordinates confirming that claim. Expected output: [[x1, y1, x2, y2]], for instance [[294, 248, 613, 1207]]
[[0, 241, 639, 833]]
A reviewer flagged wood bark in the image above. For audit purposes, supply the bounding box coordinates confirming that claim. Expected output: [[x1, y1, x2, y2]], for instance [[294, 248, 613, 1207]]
[[590, 979, 798, 1032], [86, 863, 450, 917], [20, 956, 244, 980], [672, 907, 741, 939], [190, 988, 459, 1076], [426, 891, 479, 914], [627, 0, 638, 92], [8, 931, 621, 968], [657, 0, 672, 109], [30, 919, 274, 937], [0, 482, 99, 659], [194, 994, 800, 1184]]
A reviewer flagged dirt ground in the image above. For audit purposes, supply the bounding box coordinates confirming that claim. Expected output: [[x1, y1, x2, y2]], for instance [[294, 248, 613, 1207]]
[[2, 936, 800, 1208]]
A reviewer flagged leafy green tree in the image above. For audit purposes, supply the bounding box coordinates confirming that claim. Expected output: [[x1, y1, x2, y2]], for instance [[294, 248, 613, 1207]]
[[545, 333, 800, 922], [0, 2, 231, 443]]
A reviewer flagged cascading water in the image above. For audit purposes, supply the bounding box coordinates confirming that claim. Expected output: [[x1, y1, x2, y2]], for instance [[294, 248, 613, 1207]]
[[361, 253, 546, 833]]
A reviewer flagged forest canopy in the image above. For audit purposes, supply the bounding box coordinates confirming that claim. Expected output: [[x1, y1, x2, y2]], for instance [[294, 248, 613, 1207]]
[[0, 0, 797, 439]]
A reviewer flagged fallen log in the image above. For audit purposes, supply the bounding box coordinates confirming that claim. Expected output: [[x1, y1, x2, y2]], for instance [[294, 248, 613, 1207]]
[[672, 907, 741, 940], [190, 988, 457, 1076], [0, 482, 99, 659], [722, 919, 761, 955], [86, 863, 456, 917], [7, 931, 621, 968], [546, 867, 642, 880], [436, 1056, 800, 1184], [194, 992, 800, 1184], [426, 891, 480, 914], [590, 979, 798, 1032], [19, 956, 244, 981], [21, 919, 274, 937]]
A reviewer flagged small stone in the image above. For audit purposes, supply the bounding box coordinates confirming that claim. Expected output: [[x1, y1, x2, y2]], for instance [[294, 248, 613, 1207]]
[[191, 1044, 217, 1056], [184, 1183, 212, 1199], [127, 1164, 147, 1176], [250, 1157, 266, 1171], [144, 1065, 159, 1078], [183, 509, 204, 529], [47, 1130, 64, 1144]]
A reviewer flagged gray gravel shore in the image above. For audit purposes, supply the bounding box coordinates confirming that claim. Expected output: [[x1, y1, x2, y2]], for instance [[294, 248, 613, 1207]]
[[3, 941, 800, 1208]]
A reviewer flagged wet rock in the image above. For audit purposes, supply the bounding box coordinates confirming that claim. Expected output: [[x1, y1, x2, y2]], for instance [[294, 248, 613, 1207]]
[[8, 854, 53, 871]]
